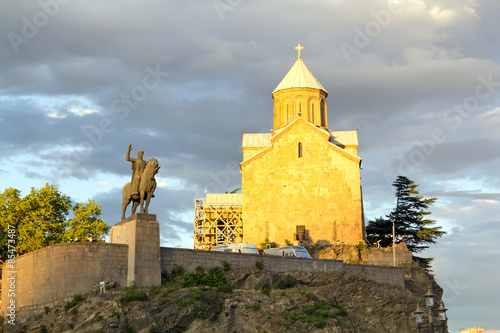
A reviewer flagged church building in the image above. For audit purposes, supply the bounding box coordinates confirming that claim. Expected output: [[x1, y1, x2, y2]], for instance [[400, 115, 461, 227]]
[[194, 45, 365, 249]]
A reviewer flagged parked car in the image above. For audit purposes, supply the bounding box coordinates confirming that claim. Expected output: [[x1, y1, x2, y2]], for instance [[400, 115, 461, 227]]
[[263, 246, 312, 258], [211, 243, 259, 254]]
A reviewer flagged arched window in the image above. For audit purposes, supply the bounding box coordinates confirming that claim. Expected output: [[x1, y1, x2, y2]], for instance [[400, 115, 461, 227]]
[[298, 142, 303, 158], [311, 104, 315, 124], [299, 103, 302, 117], [286, 104, 289, 124], [320, 99, 326, 127]]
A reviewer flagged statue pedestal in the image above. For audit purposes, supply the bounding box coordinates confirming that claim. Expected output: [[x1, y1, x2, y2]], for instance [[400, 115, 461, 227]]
[[110, 213, 160, 287]]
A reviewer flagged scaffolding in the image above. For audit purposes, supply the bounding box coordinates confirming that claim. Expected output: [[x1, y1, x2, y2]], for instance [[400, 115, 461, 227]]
[[194, 193, 243, 250]]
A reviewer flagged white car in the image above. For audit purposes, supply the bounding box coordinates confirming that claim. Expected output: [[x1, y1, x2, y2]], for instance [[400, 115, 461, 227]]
[[263, 246, 312, 258], [211, 243, 259, 254]]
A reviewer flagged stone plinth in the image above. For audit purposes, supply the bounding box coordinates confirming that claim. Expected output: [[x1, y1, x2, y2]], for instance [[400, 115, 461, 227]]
[[110, 213, 160, 287]]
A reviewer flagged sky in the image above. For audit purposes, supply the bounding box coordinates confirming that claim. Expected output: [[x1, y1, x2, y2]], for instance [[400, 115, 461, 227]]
[[1, 0, 499, 331]]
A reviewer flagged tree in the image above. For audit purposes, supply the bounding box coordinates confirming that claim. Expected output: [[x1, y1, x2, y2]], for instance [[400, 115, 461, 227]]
[[0, 183, 110, 260], [366, 176, 446, 271]]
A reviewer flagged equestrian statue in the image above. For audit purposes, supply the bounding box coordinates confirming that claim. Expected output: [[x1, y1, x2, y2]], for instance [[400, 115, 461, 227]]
[[121, 144, 160, 220]]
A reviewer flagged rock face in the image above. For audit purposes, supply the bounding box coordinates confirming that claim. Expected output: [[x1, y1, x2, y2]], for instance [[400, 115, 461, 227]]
[[5, 266, 447, 333]]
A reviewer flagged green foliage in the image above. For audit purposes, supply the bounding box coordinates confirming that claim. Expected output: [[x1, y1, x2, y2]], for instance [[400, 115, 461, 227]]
[[150, 325, 158, 333], [39, 324, 49, 333], [126, 325, 135, 333], [162, 264, 185, 284], [65, 293, 85, 311], [44, 306, 50, 314], [171, 264, 185, 277], [112, 310, 121, 318], [366, 176, 446, 271], [68, 323, 74, 330], [96, 315, 103, 322], [72, 293, 85, 303], [0, 184, 110, 259], [123, 285, 148, 304], [259, 239, 278, 251], [222, 260, 231, 271], [70, 307, 78, 315], [149, 285, 162, 295], [157, 297, 168, 306], [182, 266, 232, 293], [261, 283, 271, 296], [255, 260, 264, 270], [275, 274, 299, 289], [284, 239, 292, 246], [252, 303, 262, 311], [284, 298, 345, 327]]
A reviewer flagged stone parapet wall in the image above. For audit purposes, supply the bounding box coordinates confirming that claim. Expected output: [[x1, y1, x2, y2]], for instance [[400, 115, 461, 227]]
[[365, 243, 413, 267], [160, 247, 404, 287], [1, 242, 128, 316]]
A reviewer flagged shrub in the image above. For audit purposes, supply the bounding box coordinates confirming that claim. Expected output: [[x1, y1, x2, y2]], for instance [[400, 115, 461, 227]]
[[255, 260, 264, 270], [123, 285, 148, 304], [223, 260, 231, 271], [64, 293, 86, 312], [275, 274, 299, 289], [162, 264, 185, 284], [183, 266, 232, 293], [149, 285, 162, 295], [259, 239, 278, 251], [73, 294, 85, 303], [39, 325, 49, 333], [157, 298, 168, 306], [261, 283, 271, 296], [172, 264, 185, 277]]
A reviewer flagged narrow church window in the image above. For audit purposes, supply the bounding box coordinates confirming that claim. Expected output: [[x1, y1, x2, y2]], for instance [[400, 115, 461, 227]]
[[299, 103, 302, 117], [320, 99, 326, 127], [312, 104, 315, 123], [286, 104, 289, 124], [298, 142, 303, 158]]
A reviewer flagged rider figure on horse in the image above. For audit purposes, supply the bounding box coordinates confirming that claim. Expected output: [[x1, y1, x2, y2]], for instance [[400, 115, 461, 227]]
[[126, 144, 146, 197]]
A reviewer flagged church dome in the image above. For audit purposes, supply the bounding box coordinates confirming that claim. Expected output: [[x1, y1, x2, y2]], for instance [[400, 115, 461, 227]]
[[271, 45, 329, 133], [272, 57, 328, 96]]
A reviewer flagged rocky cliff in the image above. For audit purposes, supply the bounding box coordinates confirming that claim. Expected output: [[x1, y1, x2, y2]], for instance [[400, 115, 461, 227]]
[[3, 263, 447, 333]]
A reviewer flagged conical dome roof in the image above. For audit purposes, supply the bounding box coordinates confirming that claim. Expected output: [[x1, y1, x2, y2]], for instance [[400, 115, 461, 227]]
[[272, 57, 328, 95]]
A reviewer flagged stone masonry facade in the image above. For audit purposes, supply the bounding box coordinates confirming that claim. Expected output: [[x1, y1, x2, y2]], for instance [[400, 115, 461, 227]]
[[242, 118, 364, 246]]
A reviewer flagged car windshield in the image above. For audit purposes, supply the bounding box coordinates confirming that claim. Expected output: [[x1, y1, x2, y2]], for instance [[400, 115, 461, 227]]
[[295, 250, 312, 258], [242, 247, 259, 254]]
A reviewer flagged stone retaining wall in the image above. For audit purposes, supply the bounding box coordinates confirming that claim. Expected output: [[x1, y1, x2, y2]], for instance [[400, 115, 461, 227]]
[[1, 242, 128, 316], [160, 247, 404, 287]]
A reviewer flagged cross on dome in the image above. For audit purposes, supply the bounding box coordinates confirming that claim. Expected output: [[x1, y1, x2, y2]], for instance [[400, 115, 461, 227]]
[[295, 43, 303, 58]]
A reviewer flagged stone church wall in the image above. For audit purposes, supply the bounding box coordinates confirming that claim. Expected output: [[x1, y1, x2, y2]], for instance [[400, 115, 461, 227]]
[[242, 119, 364, 246]]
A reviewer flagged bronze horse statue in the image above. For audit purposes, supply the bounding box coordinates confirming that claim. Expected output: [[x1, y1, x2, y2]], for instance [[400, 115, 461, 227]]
[[121, 158, 160, 220]]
